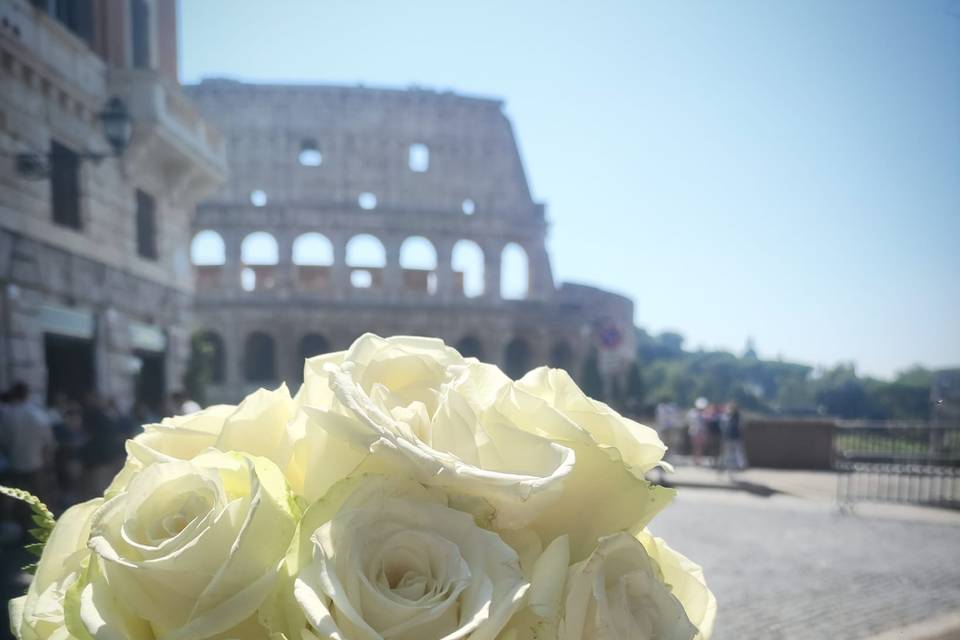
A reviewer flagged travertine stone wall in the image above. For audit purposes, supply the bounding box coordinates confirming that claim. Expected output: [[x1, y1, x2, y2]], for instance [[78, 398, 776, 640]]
[[186, 81, 637, 403]]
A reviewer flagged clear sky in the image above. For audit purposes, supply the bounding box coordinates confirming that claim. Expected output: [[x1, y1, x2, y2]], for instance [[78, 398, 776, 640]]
[[179, 0, 960, 379]]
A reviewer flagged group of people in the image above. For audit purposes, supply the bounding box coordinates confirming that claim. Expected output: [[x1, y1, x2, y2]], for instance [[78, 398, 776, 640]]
[[655, 397, 748, 471], [0, 382, 201, 543]]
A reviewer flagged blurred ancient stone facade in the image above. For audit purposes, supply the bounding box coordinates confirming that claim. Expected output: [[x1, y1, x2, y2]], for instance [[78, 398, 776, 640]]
[[186, 81, 637, 403], [0, 0, 224, 409]]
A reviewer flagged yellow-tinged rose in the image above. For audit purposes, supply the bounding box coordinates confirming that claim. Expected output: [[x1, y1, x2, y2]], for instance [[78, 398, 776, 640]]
[[501, 532, 714, 640], [635, 530, 716, 640], [9, 499, 101, 640], [291, 334, 576, 529], [288, 475, 529, 640], [106, 386, 295, 496], [70, 450, 299, 639]]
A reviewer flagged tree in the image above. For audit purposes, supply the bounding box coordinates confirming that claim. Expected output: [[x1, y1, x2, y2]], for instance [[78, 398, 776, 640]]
[[580, 349, 605, 402], [183, 332, 214, 406]]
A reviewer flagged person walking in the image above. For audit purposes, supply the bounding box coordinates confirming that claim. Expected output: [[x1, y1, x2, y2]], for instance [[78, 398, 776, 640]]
[[687, 397, 709, 465], [720, 402, 747, 471], [0, 382, 55, 541]]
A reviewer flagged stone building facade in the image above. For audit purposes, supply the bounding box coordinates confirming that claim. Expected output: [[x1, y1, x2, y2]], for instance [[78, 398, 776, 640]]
[[0, 0, 224, 410], [186, 80, 636, 404]]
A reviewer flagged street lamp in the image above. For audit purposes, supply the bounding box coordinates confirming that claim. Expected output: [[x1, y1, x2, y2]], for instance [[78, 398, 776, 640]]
[[98, 97, 133, 157], [9, 96, 133, 179]]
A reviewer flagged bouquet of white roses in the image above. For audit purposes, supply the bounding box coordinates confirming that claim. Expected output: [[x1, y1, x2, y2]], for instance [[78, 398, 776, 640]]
[[8, 334, 715, 640]]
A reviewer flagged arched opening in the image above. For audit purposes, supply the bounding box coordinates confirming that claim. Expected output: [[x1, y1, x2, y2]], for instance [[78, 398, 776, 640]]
[[358, 192, 378, 210], [193, 330, 225, 384], [244, 331, 276, 382], [456, 336, 484, 360], [250, 189, 268, 207], [300, 333, 330, 360], [409, 143, 429, 172], [297, 333, 330, 383], [299, 139, 322, 166], [452, 239, 484, 298], [504, 337, 532, 380], [548, 340, 573, 372], [293, 233, 334, 290], [500, 243, 529, 300], [241, 232, 279, 291], [346, 234, 386, 289], [400, 236, 438, 294], [190, 230, 225, 290]]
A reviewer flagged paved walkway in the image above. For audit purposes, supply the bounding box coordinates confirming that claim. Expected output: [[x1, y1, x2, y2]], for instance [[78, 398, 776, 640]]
[[652, 464, 960, 639]]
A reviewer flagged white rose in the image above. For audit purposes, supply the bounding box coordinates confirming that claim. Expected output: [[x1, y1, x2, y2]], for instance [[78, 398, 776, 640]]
[[291, 334, 575, 529], [9, 499, 101, 640], [493, 367, 674, 561], [505, 532, 713, 640], [72, 450, 299, 639], [107, 386, 294, 496], [288, 475, 528, 640]]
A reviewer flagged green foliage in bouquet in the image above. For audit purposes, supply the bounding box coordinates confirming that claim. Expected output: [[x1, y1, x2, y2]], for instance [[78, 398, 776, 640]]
[[0, 485, 56, 573]]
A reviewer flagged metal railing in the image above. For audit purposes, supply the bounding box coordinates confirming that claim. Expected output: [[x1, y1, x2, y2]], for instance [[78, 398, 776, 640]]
[[834, 421, 960, 509]]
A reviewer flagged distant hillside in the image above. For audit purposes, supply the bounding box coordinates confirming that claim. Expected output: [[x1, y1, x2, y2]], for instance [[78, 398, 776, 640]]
[[627, 328, 950, 420]]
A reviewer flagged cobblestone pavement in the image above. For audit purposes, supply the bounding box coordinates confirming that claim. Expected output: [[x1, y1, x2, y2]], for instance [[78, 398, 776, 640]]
[[651, 488, 960, 640]]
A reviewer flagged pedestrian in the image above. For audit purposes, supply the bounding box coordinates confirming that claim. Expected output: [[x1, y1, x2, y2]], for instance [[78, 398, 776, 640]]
[[80, 392, 124, 498], [170, 390, 201, 416], [720, 402, 747, 471], [0, 382, 56, 541], [687, 397, 709, 466]]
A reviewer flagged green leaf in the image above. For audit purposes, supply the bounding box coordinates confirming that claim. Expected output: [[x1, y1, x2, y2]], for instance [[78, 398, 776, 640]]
[[1, 485, 57, 573]]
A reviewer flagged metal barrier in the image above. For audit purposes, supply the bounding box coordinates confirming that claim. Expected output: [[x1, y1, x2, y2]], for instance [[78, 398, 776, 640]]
[[834, 421, 960, 509]]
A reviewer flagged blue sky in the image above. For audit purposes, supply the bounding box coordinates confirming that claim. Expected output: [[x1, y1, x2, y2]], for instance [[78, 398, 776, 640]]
[[179, 0, 960, 379]]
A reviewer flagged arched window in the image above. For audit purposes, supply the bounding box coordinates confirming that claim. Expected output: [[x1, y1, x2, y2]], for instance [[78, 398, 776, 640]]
[[299, 139, 322, 166], [501, 243, 529, 300], [548, 340, 573, 372], [400, 236, 438, 294], [244, 331, 276, 382], [504, 337, 532, 380], [241, 232, 279, 265], [292, 233, 334, 265], [456, 336, 484, 360], [190, 230, 225, 265], [345, 234, 386, 268], [346, 234, 386, 290], [194, 331, 225, 384], [300, 333, 330, 361], [452, 239, 484, 298]]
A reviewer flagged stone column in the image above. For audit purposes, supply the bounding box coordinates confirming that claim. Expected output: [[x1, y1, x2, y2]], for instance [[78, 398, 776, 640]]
[[483, 239, 504, 301], [383, 234, 403, 294], [525, 241, 555, 301], [275, 228, 296, 296], [222, 228, 243, 293], [332, 233, 351, 297], [434, 237, 455, 299]]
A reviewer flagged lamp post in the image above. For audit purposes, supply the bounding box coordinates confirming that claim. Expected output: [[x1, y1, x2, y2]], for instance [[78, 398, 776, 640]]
[[9, 96, 133, 180]]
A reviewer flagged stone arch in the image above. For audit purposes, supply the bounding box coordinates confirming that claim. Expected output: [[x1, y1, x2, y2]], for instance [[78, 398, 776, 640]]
[[500, 243, 529, 300], [194, 330, 226, 384], [292, 233, 334, 265], [504, 337, 532, 380], [300, 333, 331, 360], [456, 335, 484, 360], [190, 230, 225, 265], [548, 340, 574, 372], [240, 231, 280, 291], [244, 331, 276, 382], [241, 232, 279, 265], [293, 232, 334, 290], [346, 234, 386, 289], [452, 239, 484, 298], [400, 236, 438, 294]]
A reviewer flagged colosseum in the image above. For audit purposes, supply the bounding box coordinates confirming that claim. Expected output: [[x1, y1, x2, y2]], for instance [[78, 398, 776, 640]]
[[185, 80, 636, 404]]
